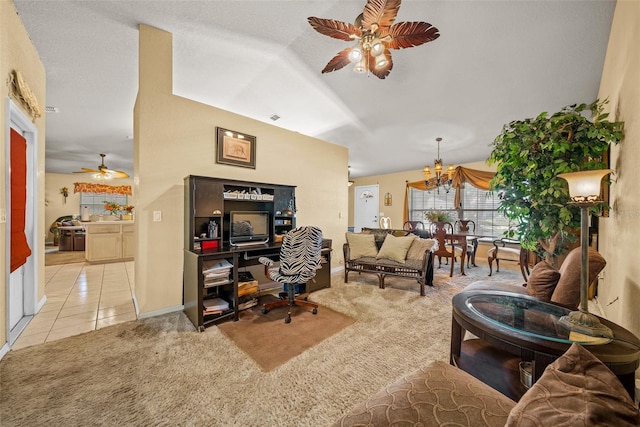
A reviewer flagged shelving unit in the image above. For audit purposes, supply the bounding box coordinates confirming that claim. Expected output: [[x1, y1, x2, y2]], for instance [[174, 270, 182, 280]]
[[183, 175, 332, 330]]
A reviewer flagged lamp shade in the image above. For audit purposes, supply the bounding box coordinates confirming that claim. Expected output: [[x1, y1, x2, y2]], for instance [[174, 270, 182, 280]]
[[558, 169, 612, 203]]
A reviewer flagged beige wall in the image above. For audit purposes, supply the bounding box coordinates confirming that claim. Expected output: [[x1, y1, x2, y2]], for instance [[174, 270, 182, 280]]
[[0, 1, 46, 347], [44, 173, 134, 242], [134, 25, 348, 317], [348, 161, 495, 229], [597, 1, 640, 336]]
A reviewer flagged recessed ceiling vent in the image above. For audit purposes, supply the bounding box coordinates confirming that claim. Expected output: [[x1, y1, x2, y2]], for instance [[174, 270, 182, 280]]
[[45, 106, 60, 113], [270, 114, 280, 121]]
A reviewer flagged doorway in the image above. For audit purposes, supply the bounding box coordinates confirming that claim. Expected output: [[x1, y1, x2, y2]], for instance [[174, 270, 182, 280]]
[[6, 98, 39, 346], [353, 184, 379, 232]]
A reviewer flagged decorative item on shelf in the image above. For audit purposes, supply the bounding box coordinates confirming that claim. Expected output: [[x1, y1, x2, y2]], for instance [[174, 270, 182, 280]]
[[307, 0, 440, 79], [60, 187, 69, 204], [423, 137, 455, 194], [283, 199, 296, 216], [557, 169, 614, 339], [215, 127, 256, 169], [384, 192, 392, 206]]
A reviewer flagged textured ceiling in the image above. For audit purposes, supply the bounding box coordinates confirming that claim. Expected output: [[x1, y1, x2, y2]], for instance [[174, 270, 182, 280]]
[[13, 0, 616, 178]]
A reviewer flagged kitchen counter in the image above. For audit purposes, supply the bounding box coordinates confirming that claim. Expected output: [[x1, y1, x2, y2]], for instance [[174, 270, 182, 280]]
[[84, 221, 135, 263]]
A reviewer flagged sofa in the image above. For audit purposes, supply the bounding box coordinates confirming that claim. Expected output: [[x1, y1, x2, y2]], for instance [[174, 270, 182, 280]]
[[343, 228, 437, 296], [334, 343, 640, 426]]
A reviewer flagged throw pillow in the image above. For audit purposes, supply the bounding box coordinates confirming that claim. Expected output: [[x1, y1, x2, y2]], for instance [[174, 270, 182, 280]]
[[376, 234, 415, 264], [551, 247, 606, 310], [506, 343, 640, 427], [406, 238, 437, 261], [526, 261, 561, 301], [345, 232, 378, 259]]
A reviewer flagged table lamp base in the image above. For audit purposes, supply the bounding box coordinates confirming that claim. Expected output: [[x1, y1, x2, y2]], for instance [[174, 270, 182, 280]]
[[559, 310, 614, 339]]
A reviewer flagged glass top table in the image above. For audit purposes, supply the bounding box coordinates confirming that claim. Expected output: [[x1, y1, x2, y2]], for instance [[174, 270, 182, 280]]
[[450, 289, 640, 400], [465, 293, 612, 345]]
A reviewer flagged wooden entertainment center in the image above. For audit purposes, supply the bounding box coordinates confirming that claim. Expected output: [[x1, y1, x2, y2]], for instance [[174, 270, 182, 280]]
[[183, 175, 331, 330]]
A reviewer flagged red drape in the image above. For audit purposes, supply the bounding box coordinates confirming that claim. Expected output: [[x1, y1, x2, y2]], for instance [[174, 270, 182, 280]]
[[10, 128, 32, 272]]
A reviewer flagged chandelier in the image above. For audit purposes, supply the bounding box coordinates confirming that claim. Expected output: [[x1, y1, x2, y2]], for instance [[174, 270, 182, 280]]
[[423, 137, 455, 193]]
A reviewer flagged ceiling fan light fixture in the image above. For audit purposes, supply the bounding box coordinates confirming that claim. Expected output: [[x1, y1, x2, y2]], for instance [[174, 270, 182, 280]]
[[375, 54, 389, 69], [353, 59, 366, 73], [370, 38, 384, 57], [348, 44, 363, 62]]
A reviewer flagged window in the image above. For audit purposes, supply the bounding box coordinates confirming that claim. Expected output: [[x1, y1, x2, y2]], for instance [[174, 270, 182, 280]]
[[79, 192, 129, 216], [408, 185, 509, 237]]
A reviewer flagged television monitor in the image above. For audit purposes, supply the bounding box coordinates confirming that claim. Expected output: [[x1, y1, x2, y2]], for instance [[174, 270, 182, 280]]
[[229, 211, 270, 245]]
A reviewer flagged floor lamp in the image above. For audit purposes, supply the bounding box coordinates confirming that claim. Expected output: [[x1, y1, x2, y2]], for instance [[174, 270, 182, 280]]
[[557, 169, 614, 339]]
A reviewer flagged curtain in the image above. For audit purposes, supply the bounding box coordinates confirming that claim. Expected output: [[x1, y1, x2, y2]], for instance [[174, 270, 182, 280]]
[[10, 128, 32, 272], [74, 182, 132, 195], [403, 166, 496, 222]]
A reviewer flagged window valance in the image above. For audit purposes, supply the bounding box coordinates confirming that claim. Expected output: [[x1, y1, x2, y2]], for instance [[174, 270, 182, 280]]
[[403, 166, 495, 222], [74, 182, 132, 195]]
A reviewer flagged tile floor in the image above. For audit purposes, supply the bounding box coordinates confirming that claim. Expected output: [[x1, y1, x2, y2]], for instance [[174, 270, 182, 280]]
[[11, 260, 137, 350]]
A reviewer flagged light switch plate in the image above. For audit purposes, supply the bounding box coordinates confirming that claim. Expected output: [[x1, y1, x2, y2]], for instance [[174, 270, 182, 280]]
[[153, 211, 162, 222], [0, 208, 6, 223]]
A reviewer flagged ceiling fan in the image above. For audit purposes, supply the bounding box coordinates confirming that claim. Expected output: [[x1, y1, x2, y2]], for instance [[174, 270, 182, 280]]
[[308, 0, 440, 79], [73, 153, 129, 180]]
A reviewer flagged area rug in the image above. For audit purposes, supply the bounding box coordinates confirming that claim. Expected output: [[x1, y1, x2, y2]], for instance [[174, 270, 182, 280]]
[[44, 248, 86, 266], [0, 266, 523, 426], [218, 295, 355, 372]]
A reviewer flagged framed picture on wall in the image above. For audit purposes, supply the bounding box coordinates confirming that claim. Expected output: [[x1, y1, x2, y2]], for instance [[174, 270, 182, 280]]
[[215, 127, 256, 169]]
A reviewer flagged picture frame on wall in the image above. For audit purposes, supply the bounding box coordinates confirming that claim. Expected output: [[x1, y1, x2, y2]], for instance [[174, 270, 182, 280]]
[[215, 127, 256, 169]]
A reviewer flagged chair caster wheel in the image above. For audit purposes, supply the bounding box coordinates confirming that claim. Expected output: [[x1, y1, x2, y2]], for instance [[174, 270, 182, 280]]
[[261, 308, 268, 314], [285, 316, 291, 324], [312, 308, 318, 315]]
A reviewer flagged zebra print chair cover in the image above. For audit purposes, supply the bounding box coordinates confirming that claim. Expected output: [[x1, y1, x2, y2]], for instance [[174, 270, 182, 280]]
[[259, 226, 323, 285]]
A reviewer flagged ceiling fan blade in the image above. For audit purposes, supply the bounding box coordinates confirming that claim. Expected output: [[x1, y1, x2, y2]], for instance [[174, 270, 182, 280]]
[[73, 167, 99, 173], [308, 17, 361, 41], [362, 0, 401, 31], [368, 50, 393, 79], [104, 168, 130, 179], [321, 48, 353, 73], [387, 21, 440, 49]]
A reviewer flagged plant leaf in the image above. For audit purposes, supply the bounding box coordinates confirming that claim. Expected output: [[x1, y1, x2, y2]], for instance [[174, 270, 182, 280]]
[[308, 17, 360, 41], [387, 21, 440, 49]]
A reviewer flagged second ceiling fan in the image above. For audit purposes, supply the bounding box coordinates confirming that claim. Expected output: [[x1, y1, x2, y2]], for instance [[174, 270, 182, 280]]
[[73, 153, 129, 180]]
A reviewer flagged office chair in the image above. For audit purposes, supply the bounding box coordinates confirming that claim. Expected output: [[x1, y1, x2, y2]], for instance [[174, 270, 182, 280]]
[[259, 226, 323, 323]]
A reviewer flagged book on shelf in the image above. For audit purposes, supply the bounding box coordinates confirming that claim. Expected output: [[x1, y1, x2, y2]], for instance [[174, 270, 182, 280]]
[[203, 297, 229, 312], [204, 279, 233, 288], [203, 259, 233, 272]]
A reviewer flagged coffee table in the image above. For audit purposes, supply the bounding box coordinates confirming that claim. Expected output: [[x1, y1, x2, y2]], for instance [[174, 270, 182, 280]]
[[451, 289, 640, 400]]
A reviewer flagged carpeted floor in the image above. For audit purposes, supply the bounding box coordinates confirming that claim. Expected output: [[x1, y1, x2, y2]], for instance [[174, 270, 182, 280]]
[[0, 265, 523, 426]]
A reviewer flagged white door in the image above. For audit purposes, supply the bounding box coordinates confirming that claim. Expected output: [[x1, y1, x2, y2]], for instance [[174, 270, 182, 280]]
[[354, 185, 379, 232], [6, 99, 38, 345]]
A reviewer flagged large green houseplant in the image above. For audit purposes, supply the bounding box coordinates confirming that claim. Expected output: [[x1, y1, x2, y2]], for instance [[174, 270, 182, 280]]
[[488, 100, 623, 264]]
